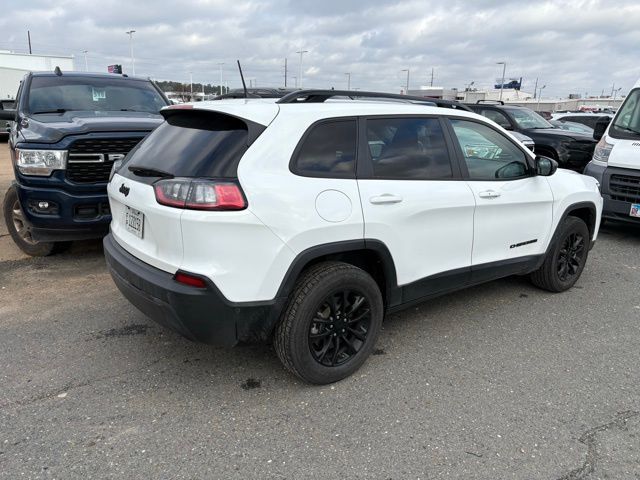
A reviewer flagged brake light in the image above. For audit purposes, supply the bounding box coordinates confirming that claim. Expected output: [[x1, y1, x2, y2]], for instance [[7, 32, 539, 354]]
[[154, 179, 247, 211], [174, 272, 207, 288]]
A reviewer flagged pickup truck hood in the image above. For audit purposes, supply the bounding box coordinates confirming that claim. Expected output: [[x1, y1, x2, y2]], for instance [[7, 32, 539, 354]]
[[523, 128, 594, 142], [20, 110, 164, 144]]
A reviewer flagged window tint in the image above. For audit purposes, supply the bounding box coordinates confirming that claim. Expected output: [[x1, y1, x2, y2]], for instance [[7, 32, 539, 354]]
[[123, 111, 251, 180], [481, 109, 512, 129], [293, 120, 357, 178], [451, 119, 530, 180], [366, 117, 452, 180]]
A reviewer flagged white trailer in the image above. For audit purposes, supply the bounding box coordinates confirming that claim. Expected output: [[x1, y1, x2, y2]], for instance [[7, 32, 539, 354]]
[[0, 51, 75, 100]]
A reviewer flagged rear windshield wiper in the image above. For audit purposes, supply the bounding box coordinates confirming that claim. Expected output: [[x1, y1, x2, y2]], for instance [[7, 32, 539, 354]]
[[31, 109, 67, 114], [128, 166, 174, 178]]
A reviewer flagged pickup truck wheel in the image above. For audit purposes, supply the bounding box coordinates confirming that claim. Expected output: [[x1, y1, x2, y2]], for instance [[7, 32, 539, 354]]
[[274, 261, 383, 384], [3, 186, 56, 257], [530, 216, 590, 292]]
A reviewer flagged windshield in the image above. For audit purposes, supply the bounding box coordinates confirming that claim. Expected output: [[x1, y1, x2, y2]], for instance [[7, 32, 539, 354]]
[[610, 88, 640, 138], [510, 108, 553, 129], [27, 76, 167, 114]]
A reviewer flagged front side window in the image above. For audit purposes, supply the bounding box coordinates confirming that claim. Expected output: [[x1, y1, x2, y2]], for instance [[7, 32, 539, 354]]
[[292, 119, 357, 178], [481, 109, 512, 130], [451, 119, 530, 180], [365, 117, 453, 180], [610, 88, 640, 139]]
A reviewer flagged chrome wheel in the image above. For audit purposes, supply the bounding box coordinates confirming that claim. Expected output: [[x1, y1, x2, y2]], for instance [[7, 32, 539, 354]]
[[11, 199, 38, 245]]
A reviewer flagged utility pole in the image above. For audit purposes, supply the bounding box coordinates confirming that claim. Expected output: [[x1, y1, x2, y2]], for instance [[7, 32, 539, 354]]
[[284, 58, 288, 88], [296, 50, 308, 89], [27, 31, 32, 54], [401, 69, 410, 94], [189, 72, 193, 101], [345, 72, 351, 90], [497, 62, 506, 102], [536, 85, 546, 112], [430, 67, 434, 87], [533, 77, 538, 99], [126, 30, 136, 75], [217, 62, 224, 96], [83, 50, 89, 71]]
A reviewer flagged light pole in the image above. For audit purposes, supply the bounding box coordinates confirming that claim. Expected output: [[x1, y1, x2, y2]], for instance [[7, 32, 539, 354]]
[[536, 84, 546, 111], [189, 72, 193, 101], [612, 87, 622, 106], [345, 72, 351, 90], [83, 50, 88, 71], [497, 61, 506, 102], [296, 50, 308, 89], [126, 30, 136, 75], [401, 69, 410, 94], [217, 62, 224, 95], [292, 76, 297, 88]]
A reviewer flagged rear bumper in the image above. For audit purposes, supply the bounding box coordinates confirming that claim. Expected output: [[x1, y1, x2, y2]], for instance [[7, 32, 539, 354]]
[[103, 233, 286, 346], [583, 163, 640, 224]]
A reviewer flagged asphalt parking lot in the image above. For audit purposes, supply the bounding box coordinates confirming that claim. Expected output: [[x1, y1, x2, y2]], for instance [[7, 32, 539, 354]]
[[0, 142, 639, 479]]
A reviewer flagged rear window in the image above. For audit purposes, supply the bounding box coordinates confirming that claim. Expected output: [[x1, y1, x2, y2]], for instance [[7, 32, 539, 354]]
[[124, 111, 251, 179]]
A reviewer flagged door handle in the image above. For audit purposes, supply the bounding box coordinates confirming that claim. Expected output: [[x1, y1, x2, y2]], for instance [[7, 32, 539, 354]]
[[478, 190, 501, 199], [369, 194, 403, 205]]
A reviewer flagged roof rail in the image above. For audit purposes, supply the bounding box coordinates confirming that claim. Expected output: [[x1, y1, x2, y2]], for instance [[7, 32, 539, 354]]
[[276, 89, 437, 105], [475, 99, 504, 105]]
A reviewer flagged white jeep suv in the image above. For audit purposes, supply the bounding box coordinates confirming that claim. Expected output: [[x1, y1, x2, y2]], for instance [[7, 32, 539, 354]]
[[104, 90, 603, 384]]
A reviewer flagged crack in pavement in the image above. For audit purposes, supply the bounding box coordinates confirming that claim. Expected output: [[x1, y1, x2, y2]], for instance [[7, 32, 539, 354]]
[[557, 410, 640, 480], [0, 358, 162, 411]]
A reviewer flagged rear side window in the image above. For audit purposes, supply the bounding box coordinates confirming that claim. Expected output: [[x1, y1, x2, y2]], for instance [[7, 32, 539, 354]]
[[365, 117, 453, 180], [124, 111, 251, 179], [292, 119, 357, 178]]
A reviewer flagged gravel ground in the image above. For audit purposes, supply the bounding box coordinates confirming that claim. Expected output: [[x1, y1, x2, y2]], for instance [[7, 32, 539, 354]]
[[0, 142, 639, 479]]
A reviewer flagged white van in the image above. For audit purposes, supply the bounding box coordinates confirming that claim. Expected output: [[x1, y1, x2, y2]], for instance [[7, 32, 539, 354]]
[[584, 79, 640, 223]]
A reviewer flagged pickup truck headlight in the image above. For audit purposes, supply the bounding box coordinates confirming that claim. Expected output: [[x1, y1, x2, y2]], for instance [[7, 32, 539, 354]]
[[16, 149, 67, 176], [591, 136, 613, 166]]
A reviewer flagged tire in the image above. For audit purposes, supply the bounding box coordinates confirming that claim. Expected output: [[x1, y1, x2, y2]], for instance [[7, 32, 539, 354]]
[[530, 216, 590, 292], [2, 186, 56, 257], [274, 261, 384, 384]]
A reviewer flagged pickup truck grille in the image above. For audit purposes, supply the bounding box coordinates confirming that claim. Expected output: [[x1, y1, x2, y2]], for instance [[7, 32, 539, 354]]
[[609, 174, 640, 203], [66, 137, 145, 183]]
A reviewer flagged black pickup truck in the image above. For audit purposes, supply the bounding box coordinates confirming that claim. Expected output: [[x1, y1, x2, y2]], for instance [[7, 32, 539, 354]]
[[0, 70, 169, 256]]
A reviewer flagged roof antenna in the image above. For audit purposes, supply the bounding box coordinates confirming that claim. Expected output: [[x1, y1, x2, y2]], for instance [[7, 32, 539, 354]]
[[237, 60, 248, 99], [54, 66, 62, 76]]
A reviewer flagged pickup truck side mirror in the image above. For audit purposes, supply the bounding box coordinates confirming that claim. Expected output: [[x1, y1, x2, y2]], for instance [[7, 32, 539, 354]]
[[0, 109, 16, 121], [536, 156, 558, 176], [593, 116, 610, 141]]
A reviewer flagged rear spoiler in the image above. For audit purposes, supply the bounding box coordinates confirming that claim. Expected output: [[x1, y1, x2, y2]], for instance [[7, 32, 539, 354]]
[[160, 105, 266, 146]]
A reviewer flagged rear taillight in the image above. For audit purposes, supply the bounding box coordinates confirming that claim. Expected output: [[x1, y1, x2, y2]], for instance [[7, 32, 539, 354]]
[[154, 178, 247, 211]]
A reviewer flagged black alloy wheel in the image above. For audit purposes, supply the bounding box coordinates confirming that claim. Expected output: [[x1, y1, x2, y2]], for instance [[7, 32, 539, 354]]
[[556, 232, 585, 282], [308, 289, 371, 367]]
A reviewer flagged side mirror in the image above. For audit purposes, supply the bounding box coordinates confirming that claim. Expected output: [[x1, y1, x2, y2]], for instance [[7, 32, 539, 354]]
[[0, 109, 16, 121], [536, 156, 558, 176], [593, 117, 609, 141]]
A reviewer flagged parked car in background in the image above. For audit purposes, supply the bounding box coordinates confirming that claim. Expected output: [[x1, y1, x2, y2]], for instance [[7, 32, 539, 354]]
[[550, 112, 613, 129], [0, 70, 169, 256], [0, 99, 15, 140], [584, 78, 640, 224], [104, 89, 602, 384], [467, 102, 597, 171], [551, 120, 595, 136]]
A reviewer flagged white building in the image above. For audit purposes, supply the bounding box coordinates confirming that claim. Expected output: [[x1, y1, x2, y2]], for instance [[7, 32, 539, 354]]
[[0, 51, 75, 99]]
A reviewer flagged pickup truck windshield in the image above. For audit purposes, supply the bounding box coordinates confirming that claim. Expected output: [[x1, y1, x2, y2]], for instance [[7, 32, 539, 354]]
[[510, 108, 553, 130], [610, 88, 640, 138], [27, 76, 167, 114]]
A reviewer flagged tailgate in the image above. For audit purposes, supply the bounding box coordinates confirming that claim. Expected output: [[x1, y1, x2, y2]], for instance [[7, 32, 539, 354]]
[[108, 172, 183, 273]]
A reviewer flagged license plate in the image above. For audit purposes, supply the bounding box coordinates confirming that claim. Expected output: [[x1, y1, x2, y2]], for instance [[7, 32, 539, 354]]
[[631, 204, 640, 218], [124, 206, 144, 238]]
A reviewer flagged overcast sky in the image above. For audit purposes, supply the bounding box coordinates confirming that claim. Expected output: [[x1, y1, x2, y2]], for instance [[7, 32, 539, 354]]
[[2, 0, 639, 97]]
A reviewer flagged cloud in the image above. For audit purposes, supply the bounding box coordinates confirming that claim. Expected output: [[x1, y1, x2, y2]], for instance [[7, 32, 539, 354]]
[[1, 0, 638, 97]]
